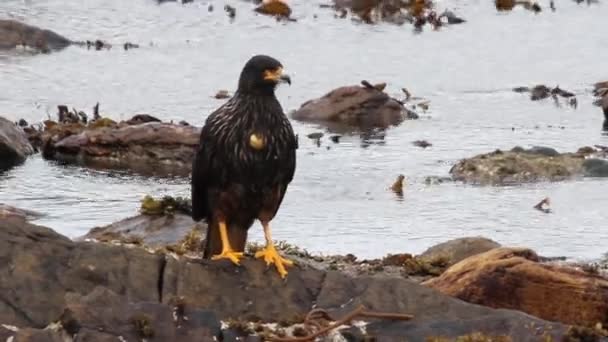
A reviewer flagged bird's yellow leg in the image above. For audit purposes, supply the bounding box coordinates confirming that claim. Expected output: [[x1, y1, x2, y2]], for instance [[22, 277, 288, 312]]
[[211, 220, 243, 265], [255, 221, 293, 278]]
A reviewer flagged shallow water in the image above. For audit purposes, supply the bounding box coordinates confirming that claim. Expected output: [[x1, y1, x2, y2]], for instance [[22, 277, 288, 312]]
[[1, 0, 608, 260]]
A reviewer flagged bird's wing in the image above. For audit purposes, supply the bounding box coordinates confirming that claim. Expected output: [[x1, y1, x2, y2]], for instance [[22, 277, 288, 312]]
[[191, 129, 212, 222]]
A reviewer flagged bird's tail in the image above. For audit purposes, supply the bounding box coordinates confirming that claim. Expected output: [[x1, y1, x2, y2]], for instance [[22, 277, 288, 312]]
[[202, 218, 249, 259]]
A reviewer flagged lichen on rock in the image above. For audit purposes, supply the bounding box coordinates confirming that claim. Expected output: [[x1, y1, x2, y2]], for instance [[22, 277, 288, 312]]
[[450, 146, 608, 185]]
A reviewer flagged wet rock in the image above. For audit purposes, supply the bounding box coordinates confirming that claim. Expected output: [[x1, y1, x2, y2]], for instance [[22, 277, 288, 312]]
[[419, 237, 501, 267], [0, 116, 35, 170], [602, 95, 608, 130], [413, 139, 432, 148], [254, 0, 293, 19], [214, 89, 232, 99], [449, 146, 608, 185], [36, 115, 200, 176], [12, 328, 65, 341], [424, 247, 608, 327], [0, 204, 45, 222], [58, 287, 221, 341], [496, 0, 542, 12], [79, 195, 205, 251], [0, 20, 72, 52], [0, 213, 585, 340], [583, 158, 608, 177], [291, 82, 418, 131], [125, 114, 162, 125], [332, 0, 431, 26]]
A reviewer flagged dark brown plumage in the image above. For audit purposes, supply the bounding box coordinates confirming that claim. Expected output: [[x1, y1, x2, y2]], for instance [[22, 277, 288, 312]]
[[191, 55, 297, 278]]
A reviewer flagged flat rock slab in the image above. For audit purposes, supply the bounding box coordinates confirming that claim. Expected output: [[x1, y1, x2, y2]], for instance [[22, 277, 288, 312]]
[[424, 247, 608, 327], [450, 145, 608, 185], [0, 116, 35, 170], [0, 20, 71, 52], [291, 83, 417, 131], [0, 214, 599, 341], [39, 120, 200, 176], [80, 213, 206, 249]]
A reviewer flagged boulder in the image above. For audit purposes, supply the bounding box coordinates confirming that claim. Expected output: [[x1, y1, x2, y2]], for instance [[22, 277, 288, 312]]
[[291, 82, 418, 131], [0, 117, 35, 170], [424, 248, 608, 327], [80, 212, 206, 251], [0, 213, 600, 341], [36, 119, 200, 176], [0, 20, 71, 52], [419, 237, 501, 267], [449, 145, 608, 185], [0, 204, 45, 222]]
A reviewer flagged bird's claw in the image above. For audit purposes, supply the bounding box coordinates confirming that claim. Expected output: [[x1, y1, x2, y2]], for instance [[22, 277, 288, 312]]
[[255, 245, 293, 279], [211, 250, 244, 265]]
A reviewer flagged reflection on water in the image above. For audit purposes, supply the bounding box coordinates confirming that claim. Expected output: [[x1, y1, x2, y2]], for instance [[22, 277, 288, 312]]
[[1, 0, 608, 260]]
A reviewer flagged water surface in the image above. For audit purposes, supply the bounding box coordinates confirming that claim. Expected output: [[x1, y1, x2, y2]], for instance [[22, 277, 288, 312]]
[[1, 0, 608, 260]]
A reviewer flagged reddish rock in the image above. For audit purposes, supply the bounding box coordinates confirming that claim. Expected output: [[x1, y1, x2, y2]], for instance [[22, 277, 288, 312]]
[[424, 247, 608, 327]]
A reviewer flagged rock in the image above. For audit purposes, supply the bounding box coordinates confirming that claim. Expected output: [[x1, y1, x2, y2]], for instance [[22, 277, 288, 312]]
[[449, 146, 608, 185], [583, 158, 608, 177], [419, 237, 501, 267], [12, 328, 65, 341], [254, 0, 293, 19], [37, 118, 201, 176], [0, 20, 71, 52], [60, 287, 220, 341], [291, 83, 418, 131], [603, 94, 608, 130], [424, 247, 608, 327], [0, 213, 599, 340], [0, 116, 35, 170], [80, 212, 206, 251], [0, 204, 45, 222]]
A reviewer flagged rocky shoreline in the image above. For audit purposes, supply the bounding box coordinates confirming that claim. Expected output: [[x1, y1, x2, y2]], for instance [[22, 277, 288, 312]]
[[0, 202, 607, 341]]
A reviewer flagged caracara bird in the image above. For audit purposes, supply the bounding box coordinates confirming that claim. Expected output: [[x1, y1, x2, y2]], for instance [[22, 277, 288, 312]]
[[191, 55, 297, 278]]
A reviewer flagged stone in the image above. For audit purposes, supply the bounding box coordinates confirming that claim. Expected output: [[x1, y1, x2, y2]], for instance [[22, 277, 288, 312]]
[[0, 20, 71, 52], [0, 212, 600, 340], [449, 146, 608, 185], [291, 83, 417, 131], [37, 119, 201, 176], [0, 116, 35, 170], [12, 328, 64, 342], [424, 247, 608, 327], [419, 237, 501, 267], [79, 212, 206, 250], [0, 204, 45, 222]]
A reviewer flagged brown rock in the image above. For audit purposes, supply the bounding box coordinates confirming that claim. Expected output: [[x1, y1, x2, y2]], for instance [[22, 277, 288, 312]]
[[0, 212, 590, 340], [0, 20, 71, 52], [419, 236, 501, 266], [80, 212, 206, 250], [291, 83, 418, 131], [449, 146, 608, 185], [0, 216, 163, 327], [13, 328, 64, 342], [254, 0, 292, 18], [61, 287, 220, 341], [0, 116, 35, 170], [0, 204, 44, 222], [41, 120, 201, 176], [423, 247, 608, 327]]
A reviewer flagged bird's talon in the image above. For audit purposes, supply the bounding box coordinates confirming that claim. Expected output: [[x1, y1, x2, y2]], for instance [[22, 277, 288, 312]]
[[255, 245, 292, 278], [211, 250, 244, 265]]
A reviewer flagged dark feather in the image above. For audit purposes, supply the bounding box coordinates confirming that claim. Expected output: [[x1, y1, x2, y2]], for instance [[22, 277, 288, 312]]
[[191, 55, 297, 258]]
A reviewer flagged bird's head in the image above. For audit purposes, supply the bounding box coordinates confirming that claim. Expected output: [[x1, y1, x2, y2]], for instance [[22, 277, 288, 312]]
[[237, 55, 291, 95]]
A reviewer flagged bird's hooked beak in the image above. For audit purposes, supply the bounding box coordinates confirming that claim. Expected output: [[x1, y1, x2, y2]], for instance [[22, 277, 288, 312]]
[[264, 67, 291, 86]]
